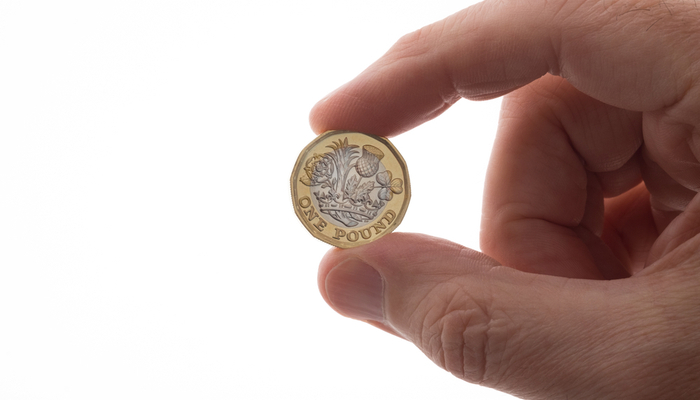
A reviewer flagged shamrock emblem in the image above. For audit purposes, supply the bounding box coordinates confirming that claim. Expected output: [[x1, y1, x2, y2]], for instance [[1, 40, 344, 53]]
[[376, 170, 404, 201]]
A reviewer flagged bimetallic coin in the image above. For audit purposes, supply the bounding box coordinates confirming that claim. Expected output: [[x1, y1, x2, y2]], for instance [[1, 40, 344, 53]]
[[291, 130, 411, 248]]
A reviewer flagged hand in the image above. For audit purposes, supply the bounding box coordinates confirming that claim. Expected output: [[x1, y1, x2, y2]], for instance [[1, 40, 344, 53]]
[[310, 1, 700, 399]]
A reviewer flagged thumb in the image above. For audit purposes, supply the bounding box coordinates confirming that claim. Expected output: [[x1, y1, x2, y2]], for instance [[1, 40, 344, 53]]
[[318, 233, 680, 399]]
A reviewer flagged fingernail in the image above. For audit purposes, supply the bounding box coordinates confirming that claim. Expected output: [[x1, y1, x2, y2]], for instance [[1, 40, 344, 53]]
[[325, 259, 384, 321]]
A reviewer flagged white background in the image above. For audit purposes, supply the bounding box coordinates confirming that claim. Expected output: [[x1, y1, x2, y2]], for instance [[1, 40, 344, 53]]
[[0, 1, 514, 399]]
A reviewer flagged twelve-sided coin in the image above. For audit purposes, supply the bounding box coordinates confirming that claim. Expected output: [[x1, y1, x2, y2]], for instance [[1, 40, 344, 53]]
[[291, 130, 410, 248]]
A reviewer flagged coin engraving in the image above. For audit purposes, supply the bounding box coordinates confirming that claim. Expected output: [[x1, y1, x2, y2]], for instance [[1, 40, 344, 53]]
[[291, 131, 410, 248], [299, 137, 403, 228]]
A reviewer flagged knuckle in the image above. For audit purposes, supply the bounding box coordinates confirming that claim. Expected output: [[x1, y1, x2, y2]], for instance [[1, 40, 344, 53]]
[[412, 281, 511, 384], [386, 9, 469, 64], [389, 22, 445, 61]]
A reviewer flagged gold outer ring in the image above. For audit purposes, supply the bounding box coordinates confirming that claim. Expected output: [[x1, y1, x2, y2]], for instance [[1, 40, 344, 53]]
[[291, 130, 411, 248]]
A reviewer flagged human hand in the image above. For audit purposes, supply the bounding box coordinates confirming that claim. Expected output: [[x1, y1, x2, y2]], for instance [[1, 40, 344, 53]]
[[309, 1, 700, 398]]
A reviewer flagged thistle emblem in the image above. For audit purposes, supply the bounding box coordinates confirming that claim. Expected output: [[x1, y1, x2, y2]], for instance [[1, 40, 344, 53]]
[[300, 137, 404, 227], [355, 145, 383, 177]]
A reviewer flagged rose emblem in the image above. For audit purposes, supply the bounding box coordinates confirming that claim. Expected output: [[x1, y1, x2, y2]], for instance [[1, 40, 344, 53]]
[[300, 154, 334, 186]]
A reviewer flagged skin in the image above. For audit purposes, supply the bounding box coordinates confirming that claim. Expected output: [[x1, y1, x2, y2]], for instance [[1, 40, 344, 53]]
[[310, 0, 700, 399]]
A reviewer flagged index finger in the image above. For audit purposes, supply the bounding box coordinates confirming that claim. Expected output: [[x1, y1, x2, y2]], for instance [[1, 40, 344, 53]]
[[309, 0, 698, 136]]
